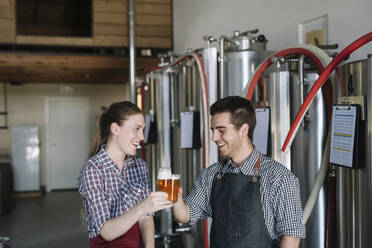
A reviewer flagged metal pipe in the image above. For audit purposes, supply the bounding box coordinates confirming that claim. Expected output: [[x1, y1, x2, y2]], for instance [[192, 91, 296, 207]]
[[169, 72, 176, 127], [128, 0, 136, 103], [298, 55, 305, 127], [219, 36, 226, 98], [367, 53, 372, 247], [149, 76, 157, 192], [2, 83, 8, 128], [219, 36, 240, 98]]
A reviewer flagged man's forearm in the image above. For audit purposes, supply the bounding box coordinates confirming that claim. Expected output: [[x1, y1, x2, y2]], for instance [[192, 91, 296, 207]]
[[172, 200, 190, 223], [139, 216, 155, 248], [280, 235, 300, 248]]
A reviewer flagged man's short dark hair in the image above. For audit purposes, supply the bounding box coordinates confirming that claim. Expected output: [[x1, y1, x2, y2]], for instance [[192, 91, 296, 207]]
[[210, 96, 256, 140]]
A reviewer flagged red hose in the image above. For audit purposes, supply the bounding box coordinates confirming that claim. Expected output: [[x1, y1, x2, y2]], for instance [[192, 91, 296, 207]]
[[246, 48, 329, 100], [282, 32, 372, 152]]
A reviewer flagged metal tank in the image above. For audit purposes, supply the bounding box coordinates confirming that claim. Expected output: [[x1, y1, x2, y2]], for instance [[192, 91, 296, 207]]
[[289, 62, 328, 248], [142, 64, 176, 246], [142, 46, 218, 248], [220, 29, 274, 98], [335, 57, 372, 248], [259, 58, 329, 248], [218, 30, 329, 248]]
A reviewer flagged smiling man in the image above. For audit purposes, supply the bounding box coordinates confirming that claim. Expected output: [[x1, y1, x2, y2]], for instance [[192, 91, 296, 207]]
[[173, 96, 305, 248]]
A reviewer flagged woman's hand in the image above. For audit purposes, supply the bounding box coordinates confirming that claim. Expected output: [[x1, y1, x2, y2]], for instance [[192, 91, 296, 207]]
[[139, 192, 173, 216]]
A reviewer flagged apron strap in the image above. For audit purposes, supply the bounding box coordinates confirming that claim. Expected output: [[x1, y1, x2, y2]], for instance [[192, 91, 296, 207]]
[[252, 154, 261, 183], [254, 154, 261, 172]]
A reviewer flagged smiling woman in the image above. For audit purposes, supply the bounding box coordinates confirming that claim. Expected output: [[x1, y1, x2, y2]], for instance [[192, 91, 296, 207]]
[[77, 101, 173, 248]]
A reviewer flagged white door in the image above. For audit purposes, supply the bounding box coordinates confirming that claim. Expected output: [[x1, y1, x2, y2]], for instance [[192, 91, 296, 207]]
[[46, 98, 90, 191]]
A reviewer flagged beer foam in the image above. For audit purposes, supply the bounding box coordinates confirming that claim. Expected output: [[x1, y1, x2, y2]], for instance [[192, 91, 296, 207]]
[[157, 168, 172, 179], [172, 174, 180, 180]]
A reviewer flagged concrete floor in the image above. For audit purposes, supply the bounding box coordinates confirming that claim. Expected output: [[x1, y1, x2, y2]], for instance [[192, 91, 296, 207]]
[[0, 191, 89, 248]]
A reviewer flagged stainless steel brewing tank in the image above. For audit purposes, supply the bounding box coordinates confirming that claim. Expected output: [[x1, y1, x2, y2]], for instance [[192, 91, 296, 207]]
[[335, 59, 372, 248], [289, 69, 328, 248], [224, 49, 274, 97], [142, 48, 218, 247], [262, 61, 328, 248]]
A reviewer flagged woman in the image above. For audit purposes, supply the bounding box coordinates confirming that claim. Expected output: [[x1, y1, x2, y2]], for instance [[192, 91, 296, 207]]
[[78, 101, 172, 248]]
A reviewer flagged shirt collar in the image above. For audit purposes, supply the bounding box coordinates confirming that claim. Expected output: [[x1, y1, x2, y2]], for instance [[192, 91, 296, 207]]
[[97, 145, 116, 168], [97, 144, 135, 170], [222, 147, 261, 175]]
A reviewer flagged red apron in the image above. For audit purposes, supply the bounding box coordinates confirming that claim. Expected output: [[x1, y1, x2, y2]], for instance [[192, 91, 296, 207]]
[[90, 222, 145, 248]]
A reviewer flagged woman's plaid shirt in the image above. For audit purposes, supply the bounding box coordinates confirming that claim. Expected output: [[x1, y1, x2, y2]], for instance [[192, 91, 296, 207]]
[[77, 146, 151, 238]]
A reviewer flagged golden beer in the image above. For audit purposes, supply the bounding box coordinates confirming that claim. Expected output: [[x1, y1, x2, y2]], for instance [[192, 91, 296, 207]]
[[156, 178, 171, 193], [156, 167, 172, 196], [156, 167, 180, 202]]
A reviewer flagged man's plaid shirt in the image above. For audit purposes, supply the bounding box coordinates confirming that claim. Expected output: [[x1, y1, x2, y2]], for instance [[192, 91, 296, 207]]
[[185, 147, 306, 242]]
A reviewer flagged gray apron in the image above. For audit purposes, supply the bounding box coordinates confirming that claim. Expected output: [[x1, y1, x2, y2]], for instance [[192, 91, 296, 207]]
[[210, 155, 279, 248]]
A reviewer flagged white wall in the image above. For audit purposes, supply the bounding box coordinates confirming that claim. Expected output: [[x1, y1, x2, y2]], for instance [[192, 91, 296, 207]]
[[329, 0, 372, 61], [174, 0, 372, 61], [0, 83, 129, 187]]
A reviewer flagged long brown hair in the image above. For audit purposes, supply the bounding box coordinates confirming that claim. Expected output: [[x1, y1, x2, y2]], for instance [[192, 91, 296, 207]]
[[88, 101, 143, 158]]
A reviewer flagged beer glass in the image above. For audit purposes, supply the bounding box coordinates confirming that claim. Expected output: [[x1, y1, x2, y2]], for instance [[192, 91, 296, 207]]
[[156, 167, 172, 194], [170, 174, 180, 202], [156, 167, 180, 202]]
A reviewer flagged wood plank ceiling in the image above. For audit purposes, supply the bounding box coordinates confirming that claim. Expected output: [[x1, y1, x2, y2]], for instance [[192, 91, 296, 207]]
[[0, 0, 172, 84], [0, 52, 160, 84]]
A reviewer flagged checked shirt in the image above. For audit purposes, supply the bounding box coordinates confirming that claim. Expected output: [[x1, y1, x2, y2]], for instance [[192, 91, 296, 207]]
[[185, 147, 306, 242], [77, 146, 151, 238]]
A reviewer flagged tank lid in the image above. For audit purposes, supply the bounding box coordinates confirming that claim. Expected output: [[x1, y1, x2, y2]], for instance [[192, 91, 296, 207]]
[[225, 29, 267, 52]]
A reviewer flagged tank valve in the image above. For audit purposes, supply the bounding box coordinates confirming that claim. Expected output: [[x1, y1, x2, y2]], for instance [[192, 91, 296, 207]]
[[203, 36, 217, 48], [257, 34, 267, 43], [271, 56, 285, 68]]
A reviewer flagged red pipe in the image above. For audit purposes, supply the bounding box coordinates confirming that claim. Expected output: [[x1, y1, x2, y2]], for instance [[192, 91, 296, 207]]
[[246, 48, 329, 100], [282, 32, 372, 152]]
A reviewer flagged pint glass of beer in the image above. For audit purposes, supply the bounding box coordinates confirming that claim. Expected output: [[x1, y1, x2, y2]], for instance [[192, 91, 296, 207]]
[[156, 167, 172, 194], [170, 174, 180, 202]]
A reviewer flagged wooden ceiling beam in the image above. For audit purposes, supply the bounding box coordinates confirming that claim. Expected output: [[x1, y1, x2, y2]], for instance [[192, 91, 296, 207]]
[[0, 52, 159, 84]]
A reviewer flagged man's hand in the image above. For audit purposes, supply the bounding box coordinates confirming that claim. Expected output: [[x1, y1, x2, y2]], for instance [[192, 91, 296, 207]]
[[172, 187, 190, 223]]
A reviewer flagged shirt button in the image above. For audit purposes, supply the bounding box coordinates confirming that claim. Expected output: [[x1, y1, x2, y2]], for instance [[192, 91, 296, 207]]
[[235, 232, 241, 238]]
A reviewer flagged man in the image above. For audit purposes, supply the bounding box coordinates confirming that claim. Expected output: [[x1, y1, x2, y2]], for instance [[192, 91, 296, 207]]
[[173, 96, 305, 248]]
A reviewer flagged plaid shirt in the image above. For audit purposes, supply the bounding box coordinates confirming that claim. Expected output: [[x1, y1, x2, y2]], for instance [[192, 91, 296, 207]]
[[185, 147, 306, 242], [77, 146, 151, 238]]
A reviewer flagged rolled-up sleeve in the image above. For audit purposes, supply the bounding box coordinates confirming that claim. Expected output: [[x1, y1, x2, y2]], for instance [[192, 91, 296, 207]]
[[273, 174, 306, 239], [184, 169, 212, 224], [80, 165, 111, 234]]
